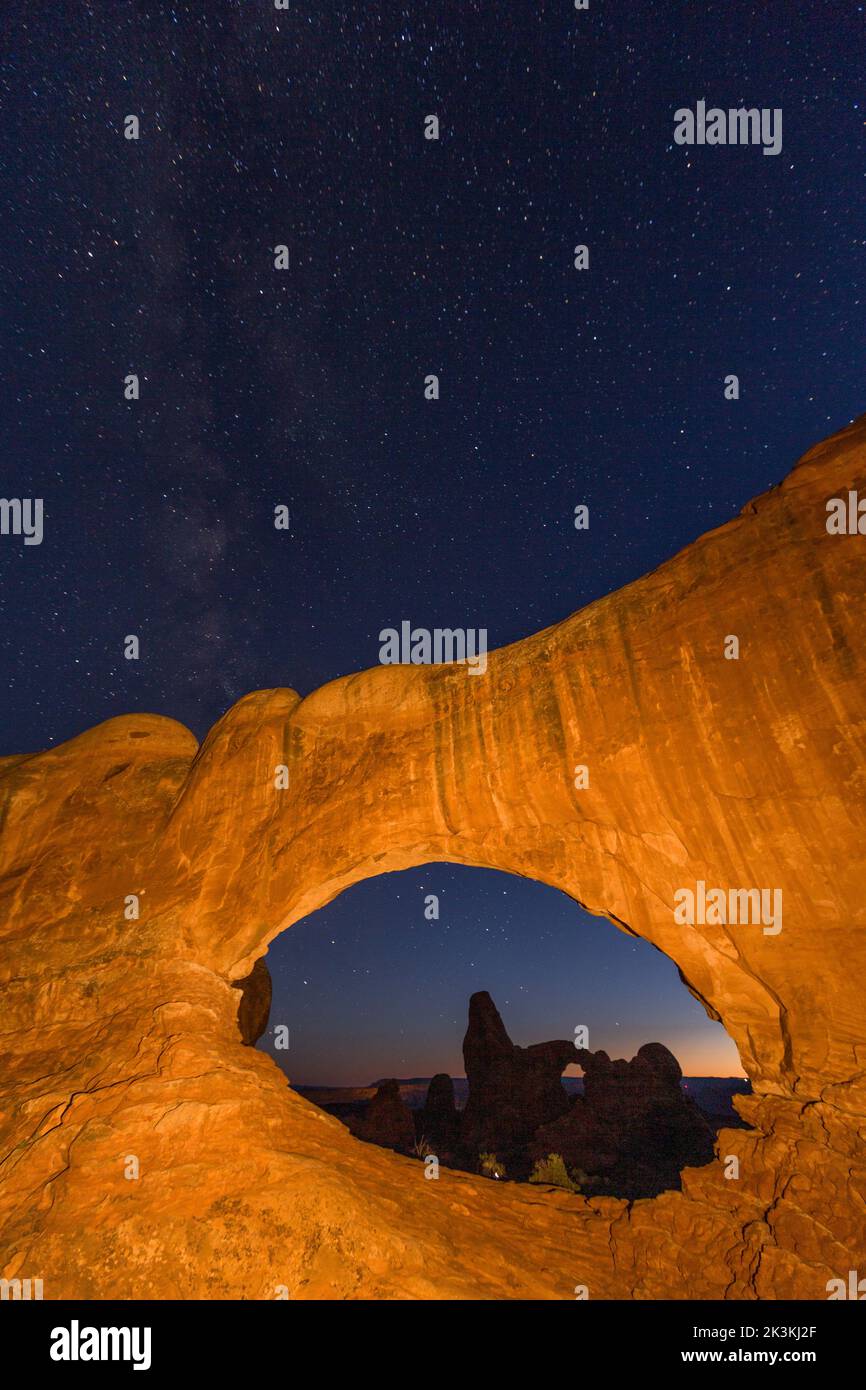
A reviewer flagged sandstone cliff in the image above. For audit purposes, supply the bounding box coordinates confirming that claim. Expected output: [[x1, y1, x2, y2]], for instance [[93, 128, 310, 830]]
[[1, 416, 865, 1299]]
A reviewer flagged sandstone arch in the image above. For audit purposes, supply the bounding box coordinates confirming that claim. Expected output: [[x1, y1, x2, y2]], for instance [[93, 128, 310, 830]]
[[1, 416, 865, 1299]]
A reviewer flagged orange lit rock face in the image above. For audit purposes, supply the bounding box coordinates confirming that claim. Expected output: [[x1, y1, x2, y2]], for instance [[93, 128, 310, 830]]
[[1, 418, 865, 1299]]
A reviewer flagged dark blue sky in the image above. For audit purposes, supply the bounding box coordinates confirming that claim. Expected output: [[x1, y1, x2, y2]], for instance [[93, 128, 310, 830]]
[[1, 2, 861, 1082], [260, 865, 743, 1085]]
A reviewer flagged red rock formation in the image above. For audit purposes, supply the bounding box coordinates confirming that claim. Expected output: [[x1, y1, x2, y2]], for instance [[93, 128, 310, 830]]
[[419, 1073, 460, 1158], [1, 416, 865, 1299], [533, 1043, 715, 1198], [346, 1079, 416, 1153], [460, 992, 576, 1161]]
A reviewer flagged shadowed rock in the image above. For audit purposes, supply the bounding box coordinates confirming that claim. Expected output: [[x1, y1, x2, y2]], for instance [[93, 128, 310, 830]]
[[460, 992, 577, 1158], [347, 1079, 416, 1153], [232, 957, 272, 1046], [533, 1041, 715, 1198], [418, 1072, 460, 1157]]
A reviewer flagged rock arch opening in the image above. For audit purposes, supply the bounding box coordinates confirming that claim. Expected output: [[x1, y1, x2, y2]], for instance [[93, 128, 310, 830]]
[[2, 417, 863, 1297], [239, 863, 750, 1201]]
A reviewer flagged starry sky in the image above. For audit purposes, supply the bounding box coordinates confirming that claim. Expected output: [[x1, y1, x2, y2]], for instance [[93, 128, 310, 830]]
[[2, 2, 861, 1083], [259, 865, 746, 1085]]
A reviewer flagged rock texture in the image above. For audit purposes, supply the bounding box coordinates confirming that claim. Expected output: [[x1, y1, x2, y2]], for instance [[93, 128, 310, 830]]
[[460, 992, 576, 1160], [534, 1043, 716, 1198], [1, 416, 866, 1298]]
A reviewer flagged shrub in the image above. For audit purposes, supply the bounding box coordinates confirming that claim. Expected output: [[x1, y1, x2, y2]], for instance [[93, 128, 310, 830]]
[[529, 1153, 582, 1192], [478, 1151, 507, 1180]]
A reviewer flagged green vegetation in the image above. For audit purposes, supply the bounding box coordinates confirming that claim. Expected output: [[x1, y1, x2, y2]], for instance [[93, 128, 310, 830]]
[[478, 1151, 507, 1180], [528, 1153, 592, 1193]]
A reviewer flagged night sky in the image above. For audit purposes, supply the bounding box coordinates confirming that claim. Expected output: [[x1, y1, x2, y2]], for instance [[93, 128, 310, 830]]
[[2, 3, 861, 1083]]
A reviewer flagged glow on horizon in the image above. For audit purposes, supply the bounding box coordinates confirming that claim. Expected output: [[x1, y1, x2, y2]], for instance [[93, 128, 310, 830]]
[[268, 1024, 746, 1089], [260, 863, 749, 1088]]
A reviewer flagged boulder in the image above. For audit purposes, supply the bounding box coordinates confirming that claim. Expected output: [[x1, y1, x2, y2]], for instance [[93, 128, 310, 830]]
[[232, 957, 272, 1046]]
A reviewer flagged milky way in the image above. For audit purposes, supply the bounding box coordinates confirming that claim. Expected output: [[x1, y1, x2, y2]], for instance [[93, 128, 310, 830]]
[[2, 1, 861, 1081]]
